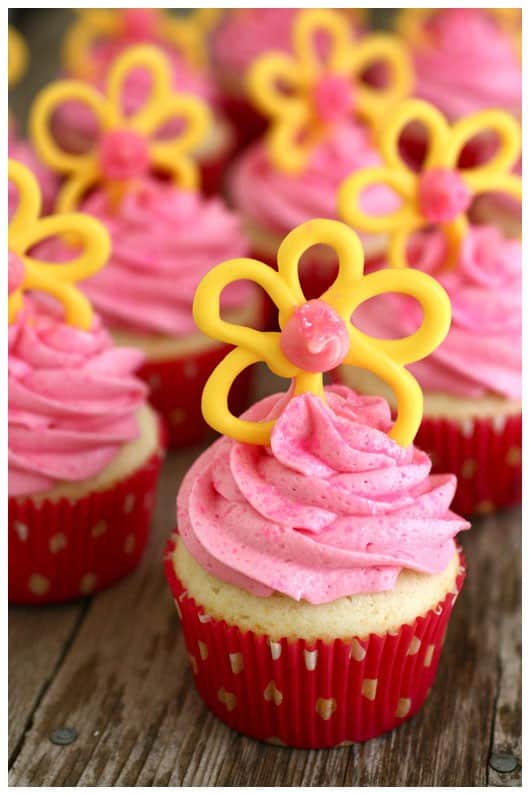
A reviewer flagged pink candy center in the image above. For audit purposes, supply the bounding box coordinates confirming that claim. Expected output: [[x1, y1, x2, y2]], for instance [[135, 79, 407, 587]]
[[280, 300, 350, 373], [8, 252, 24, 295], [99, 129, 151, 182], [122, 8, 160, 41], [313, 74, 353, 124], [418, 168, 472, 223]]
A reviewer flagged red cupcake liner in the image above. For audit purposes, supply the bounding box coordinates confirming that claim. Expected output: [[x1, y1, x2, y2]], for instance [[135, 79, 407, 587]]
[[164, 535, 466, 748], [138, 343, 252, 448], [415, 411, 521, 517], [9, 421, 166, 605]]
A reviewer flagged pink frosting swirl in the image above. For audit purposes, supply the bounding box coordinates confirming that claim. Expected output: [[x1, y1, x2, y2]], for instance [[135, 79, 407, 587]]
[[229, 122, 398, 236], [412, 9, 521, 118], [212, 9, 363, 82], [9, 299, 148, 497], [75, 178, 251, 335], [8, 141, 59, 218], [178, 385, 469, 603], [356, 226, 521, 399]]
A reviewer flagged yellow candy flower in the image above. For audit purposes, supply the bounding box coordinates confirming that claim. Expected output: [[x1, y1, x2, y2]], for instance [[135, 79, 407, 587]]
[[246, 8, 413, 174], [30, 45, 211, 213], [339, 99, 521, 270], [62, 8, 221, 78], [193, 218, 451, 448], [8, 159, 110, 331], [8, 26, 28, 88]]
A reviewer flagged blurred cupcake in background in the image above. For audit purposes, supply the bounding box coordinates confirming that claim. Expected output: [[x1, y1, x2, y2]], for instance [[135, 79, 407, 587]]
[[227, 8, 413, 305], [165, 218, 470, 748], [8, 25, 59, 216], [8, 159, 164, 604], [56, 8, 233, 195], [396, 8, 521, 233], [30, 45, 263, 449], [210, 9, 367, 148], [338, 98, 522, 516]]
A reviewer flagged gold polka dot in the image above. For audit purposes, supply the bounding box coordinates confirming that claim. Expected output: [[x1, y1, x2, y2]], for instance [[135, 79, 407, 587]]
[[124, 534, 136, 555], [461, 459, 477, 479], [91, 519, 107, 538], [189, 654, 198, 675], [198, 613, 212, 623], [169, 408, 186, 426], [263, 680, 283, 706], [148, 373, 161, 391], [14, 521, 28, 542], [395, 697, 411, 718], [407, 636, 421, 655], [424, 644, 435, 667], [183, 361, 199, 379], [506, 445, 521, 467], [304, 649, 318, 671], [123, 494, 136, 514], [229, 652, 244, 674], [80, 573, 97, 595], [266, 736, 286, 746], [267, 639, 282, 660], [315, 697, 337, 720], [476, 499, 495, 515], [350, 638, 366, 662], [361, 678, 378, 701], [218, 687, 237, 711], [49, 533, 67, 554], [198, 641, 208, 661], [28, 574, 50, 596]]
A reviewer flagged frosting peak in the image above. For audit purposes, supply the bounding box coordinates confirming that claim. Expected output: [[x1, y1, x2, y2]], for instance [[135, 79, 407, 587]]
[[178, 385, 469, 603]]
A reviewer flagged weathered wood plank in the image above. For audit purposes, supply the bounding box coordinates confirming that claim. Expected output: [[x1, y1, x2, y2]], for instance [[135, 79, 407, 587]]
[[8, 603, 86, 764]]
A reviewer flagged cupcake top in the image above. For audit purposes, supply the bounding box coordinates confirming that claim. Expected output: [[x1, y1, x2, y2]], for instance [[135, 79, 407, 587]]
[[211, 9, 366, 89], [178, 385, 469, 603], [8, 158, 147, 498], [355, 226, 521, 400], [183, 217, 469, 603], [399, 9, 521, 119], [338, 99, 522, 401], [79, 178, 251, 336], [229, 122, 397, 238], [243, 9, 412, 177], [31, 45, 251, 337], [62, 9, 220, 104], [9, 300, 147, 497]]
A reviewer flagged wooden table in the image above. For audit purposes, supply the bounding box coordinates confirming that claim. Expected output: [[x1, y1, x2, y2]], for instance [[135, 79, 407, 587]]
[[9, 10, 521, 786]]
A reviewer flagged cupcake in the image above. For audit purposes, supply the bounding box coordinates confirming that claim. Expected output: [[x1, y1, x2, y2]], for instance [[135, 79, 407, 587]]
[[8, 26, 59, 217], [164, 217, 470, 748], [210, 9, 366, 149], [338, 99, 522, 516], [30, 46, 263, 448], [228, 9, 413, 304], [8, 159, 164, 604], [56, 8, 232, 195], [396, 8, 521, 230]]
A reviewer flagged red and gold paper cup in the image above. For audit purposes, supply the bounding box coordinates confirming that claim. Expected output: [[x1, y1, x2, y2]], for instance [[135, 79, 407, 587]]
[[112, 296, 266, 448], [416, 411, 521, 517], [9, 410, 165, 605], [165, 535, 466, 748], [138, 344, 253, 447]]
